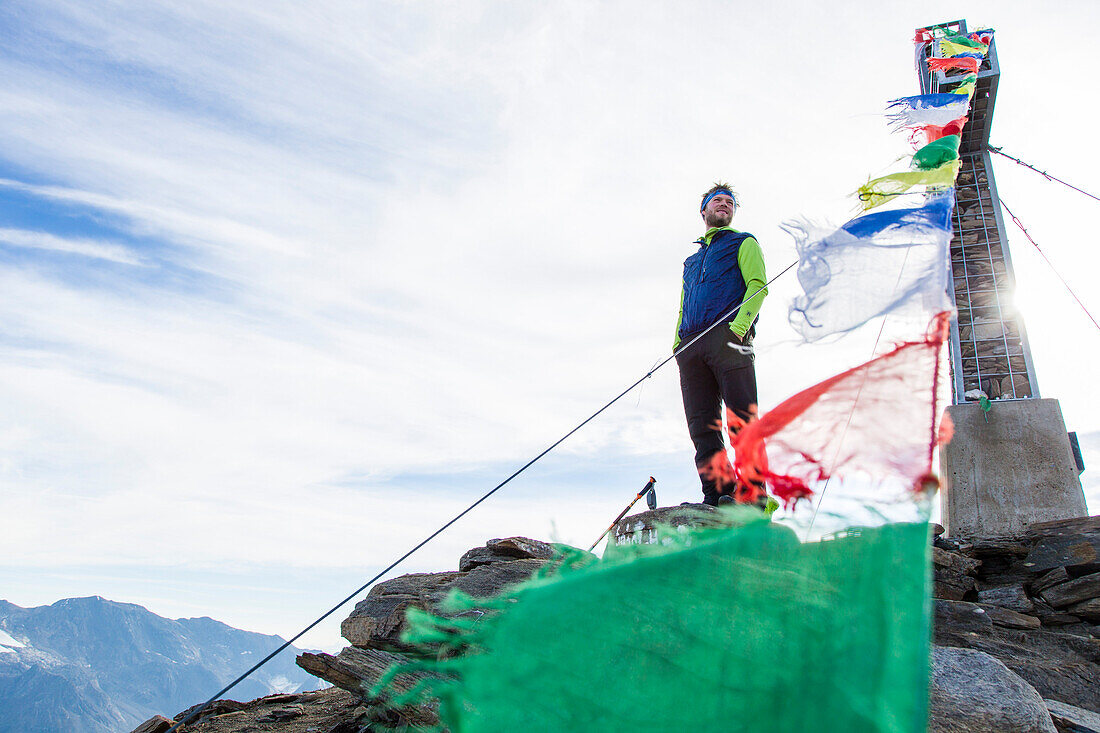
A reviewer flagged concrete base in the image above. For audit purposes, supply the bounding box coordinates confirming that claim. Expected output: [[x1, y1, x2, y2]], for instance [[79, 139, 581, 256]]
[[940, 399, 1087, 538]]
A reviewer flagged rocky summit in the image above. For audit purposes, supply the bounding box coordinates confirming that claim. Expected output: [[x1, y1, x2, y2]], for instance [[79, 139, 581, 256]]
[[133, 512, 1100, 733]]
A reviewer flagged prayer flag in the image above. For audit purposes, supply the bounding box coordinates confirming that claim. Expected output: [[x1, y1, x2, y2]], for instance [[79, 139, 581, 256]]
[[786, 194, 954, 341], [886, 94, 971, 130], [856, 161, 961, 210]]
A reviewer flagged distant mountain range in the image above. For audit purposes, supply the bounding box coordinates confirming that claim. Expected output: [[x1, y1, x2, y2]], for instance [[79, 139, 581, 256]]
[[0, 596, 324, 733]]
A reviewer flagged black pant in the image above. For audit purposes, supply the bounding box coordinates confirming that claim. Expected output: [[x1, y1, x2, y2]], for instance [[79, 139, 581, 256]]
[[675, 324, 758, 505]]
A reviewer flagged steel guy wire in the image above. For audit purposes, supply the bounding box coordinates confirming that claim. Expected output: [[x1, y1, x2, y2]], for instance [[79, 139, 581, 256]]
[[990, 146, 1100, 204], [1000, 199, 1100, 333]]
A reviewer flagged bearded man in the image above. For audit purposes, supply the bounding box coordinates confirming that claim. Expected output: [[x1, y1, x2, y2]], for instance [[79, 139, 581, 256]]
[[673, 182, 768, 506]]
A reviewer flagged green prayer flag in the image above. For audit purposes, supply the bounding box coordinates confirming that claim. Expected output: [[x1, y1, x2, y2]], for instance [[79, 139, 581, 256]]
[[913, 135, 961, 171], [382, 513, 932, 732]]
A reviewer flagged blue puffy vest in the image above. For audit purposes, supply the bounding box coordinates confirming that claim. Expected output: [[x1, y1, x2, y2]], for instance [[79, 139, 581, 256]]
[[678, 230, 755, 342]]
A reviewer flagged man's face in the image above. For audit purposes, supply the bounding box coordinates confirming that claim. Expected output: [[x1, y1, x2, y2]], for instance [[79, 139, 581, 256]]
[[702, 193, 735, 228]]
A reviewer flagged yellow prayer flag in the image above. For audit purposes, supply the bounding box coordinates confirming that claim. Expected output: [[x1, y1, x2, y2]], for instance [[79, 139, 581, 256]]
[[939, 39, 987, 57], [855, 161, 962, 211]]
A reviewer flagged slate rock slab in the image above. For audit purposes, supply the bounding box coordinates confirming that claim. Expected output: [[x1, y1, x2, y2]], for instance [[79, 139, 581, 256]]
[[172, 699, 248, 727], [1034, 567, 1072, 595], [341, 571, 464, 650], [1042, 572, 1100, 609], [933, 545, 983, 576], [1045, 699, 1100, 733], [1067, 598, 1100, 623], [135, 687, 365, 733], [929, 646, 1056, 732], [131, 716, 173, 733], [296, 647, 439, 729], [1032, 599, 1084, 627], [297, 647, 407, 697], [977, 584, 1035, 613], [256, 704, 304, 722], [934, 599, 994, 634], [974, 603, 1042, 630], [342, 560, 546, 651], [935, 612, 1100, 714], [1023, 517, 1100, 573], [459, 537, 557, 571], [933, 546, 980, 600]]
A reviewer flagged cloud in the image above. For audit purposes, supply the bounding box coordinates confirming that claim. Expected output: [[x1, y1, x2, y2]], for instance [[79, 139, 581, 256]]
[[0, 227, 145, 265]]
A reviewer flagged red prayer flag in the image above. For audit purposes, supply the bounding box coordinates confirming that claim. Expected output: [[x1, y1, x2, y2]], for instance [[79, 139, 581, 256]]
[[927, 57, 980, 74], [703, 313, 953, 509]]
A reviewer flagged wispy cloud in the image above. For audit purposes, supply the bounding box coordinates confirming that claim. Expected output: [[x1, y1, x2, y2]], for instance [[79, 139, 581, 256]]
[[0, 226, 144, 265]]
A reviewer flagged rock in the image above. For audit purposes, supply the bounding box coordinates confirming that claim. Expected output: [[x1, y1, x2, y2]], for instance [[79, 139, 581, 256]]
[[458, 536, 556, 571], [935, 618, 1100, 713], [1055, 623, 1100, 639], [1042, 573, 1100, 609], [296, 647, 439, 728], [929, 646, 1056, 732], [341, 571, 464, 651], [936, 536, 975, 555], [149, 687, 364, 733], [933, 546, 981, 599], [935, 599, 993, 634], [1033, 567, 1072, 594], [488, 536, 556, 558], [1045, 698, 1100, 733], [450, 558, 547, 599], [933, 546, 983, 576], [130, 716, 173, 733], [970, 536, 1032, 560], [1033, 599, 1085, 627], [977, 584, 1035, 613], [1045, 614, 1086, 627], [974, 603, 1042, 630], [297, 647, 413, 697], [256, 704, 304, 722], [341, 561, 546, 651], [362, 572, 466, 598], [934, 580, 972, 601], [172, 699, 247, 726], [1023, 517, 1100, 573], [458, 546, 506, 571], [1068, 598, 1100, 623]]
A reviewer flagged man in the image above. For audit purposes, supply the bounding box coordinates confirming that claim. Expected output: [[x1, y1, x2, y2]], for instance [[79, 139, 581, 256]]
[[673, 182, 768, 506]]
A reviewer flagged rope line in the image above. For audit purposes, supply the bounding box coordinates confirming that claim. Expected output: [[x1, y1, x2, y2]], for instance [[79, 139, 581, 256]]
[[990, 146, 1100, 204], [165, 260, 798, 732], [1000, 199, 1100, 333]]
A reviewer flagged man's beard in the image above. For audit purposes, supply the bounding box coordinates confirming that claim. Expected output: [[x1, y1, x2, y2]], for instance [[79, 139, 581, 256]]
[[704, 210, 732, 228]]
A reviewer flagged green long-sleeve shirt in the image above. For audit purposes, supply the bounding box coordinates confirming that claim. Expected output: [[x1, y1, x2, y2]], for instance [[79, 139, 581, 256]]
[[673, 226, 768, 349]]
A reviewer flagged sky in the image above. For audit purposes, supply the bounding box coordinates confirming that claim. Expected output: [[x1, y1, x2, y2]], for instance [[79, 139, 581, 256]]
[[1, 1, 1099, 655]]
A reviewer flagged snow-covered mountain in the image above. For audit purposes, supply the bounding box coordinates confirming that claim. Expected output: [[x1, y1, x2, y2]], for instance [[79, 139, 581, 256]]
[[0, 597, 323, 732]]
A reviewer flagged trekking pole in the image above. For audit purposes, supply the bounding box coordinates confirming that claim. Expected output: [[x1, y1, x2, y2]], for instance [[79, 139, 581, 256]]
[[588, 477, 657, 552]]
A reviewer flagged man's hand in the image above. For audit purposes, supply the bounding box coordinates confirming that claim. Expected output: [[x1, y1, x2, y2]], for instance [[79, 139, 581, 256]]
[[727, 326, 753, 355]]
